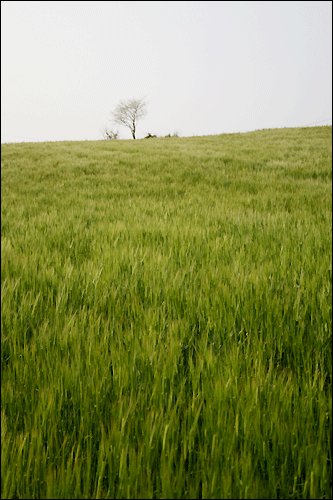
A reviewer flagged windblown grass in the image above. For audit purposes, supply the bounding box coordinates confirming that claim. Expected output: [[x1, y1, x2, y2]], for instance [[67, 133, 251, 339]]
[[1, 126, 332, 498]]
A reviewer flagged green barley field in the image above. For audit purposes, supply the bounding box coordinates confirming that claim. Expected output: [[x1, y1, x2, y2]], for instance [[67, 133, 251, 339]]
[[1, 126, 332, 499]]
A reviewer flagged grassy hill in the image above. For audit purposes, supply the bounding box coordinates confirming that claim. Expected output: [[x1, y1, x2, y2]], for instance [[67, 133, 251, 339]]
[[1, 126, 332, 499]]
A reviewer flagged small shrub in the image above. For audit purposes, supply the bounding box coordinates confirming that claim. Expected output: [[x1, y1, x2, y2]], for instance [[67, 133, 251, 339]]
[[165, 131, 180, 138], [101, 127, 120, 140]]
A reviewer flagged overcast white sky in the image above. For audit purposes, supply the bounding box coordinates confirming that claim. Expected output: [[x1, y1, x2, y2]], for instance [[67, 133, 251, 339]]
[[1, 1, 332, 143]]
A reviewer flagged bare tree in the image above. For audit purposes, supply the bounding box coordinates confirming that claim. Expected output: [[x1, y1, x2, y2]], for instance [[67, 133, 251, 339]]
[[112, 97, 148, 139]]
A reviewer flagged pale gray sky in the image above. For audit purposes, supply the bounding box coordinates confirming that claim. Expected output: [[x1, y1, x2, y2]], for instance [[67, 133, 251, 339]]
[[1, 1, 332, 143]]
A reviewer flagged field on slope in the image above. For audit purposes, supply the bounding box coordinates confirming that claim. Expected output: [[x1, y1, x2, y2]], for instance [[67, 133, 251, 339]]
[[1, 126, 332, 499]]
